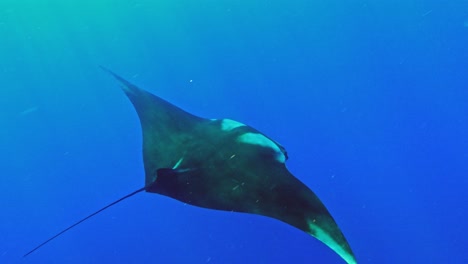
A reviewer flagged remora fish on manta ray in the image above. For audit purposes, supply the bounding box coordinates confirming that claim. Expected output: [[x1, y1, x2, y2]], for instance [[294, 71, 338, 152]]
[[24, 68, 357, 264]]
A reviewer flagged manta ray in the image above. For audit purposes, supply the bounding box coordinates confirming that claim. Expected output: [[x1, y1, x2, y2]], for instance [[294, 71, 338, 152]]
[[24, 68, 357, 264]]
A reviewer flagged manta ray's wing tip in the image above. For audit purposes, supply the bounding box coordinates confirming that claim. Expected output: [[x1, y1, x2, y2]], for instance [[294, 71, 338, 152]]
[[99, 65, 119, 80], [99, 65, 137, 94]]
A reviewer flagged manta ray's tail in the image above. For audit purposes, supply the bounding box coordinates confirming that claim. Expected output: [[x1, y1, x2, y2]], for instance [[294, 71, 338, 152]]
[[24, 187, 145, 257]]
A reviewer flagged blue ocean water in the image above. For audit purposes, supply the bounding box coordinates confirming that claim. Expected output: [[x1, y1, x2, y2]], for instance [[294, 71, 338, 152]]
[[1, 0, 467, 263]]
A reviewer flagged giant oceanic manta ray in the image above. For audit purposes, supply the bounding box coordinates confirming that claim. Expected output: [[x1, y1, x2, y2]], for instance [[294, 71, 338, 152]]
[[24, 68, 357, 264]]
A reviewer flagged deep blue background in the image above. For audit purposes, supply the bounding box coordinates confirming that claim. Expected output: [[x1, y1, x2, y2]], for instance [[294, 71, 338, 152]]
[[1, 1, 467, 263]]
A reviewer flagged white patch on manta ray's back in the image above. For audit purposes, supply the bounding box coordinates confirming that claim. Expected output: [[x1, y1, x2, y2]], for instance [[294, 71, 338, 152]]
[[219, 119, 246, 131], [237, 132, 286, 163]]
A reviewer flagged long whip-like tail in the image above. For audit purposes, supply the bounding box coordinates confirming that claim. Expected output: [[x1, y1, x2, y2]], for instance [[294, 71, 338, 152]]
[[24, 187, 145, 257]]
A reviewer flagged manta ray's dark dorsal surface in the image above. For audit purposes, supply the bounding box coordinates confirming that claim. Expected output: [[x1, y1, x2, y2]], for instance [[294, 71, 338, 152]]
[[106, 70, 357, 264], [23, 69, 356, 262]]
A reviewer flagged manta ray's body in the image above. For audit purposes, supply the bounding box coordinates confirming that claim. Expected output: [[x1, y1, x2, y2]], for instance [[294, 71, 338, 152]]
[[112, 71, 356, 264], [25, 69, 357, 264]]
